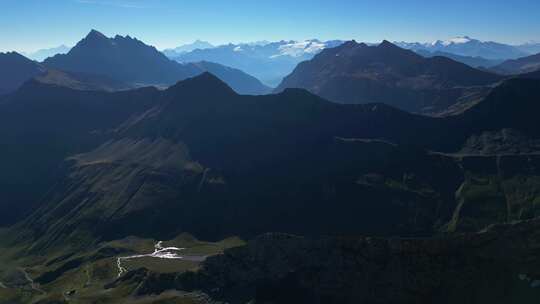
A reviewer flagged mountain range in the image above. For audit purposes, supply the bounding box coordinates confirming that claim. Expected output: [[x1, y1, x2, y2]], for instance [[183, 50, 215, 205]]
[[162, 40, 214, 57], [42, 30, 270, 94], [492, 52, 540, 75], [168, 39, 343, 86], [2, 31, 540, 304], [520, 69, 540, 80], [414, 49, 504, 68], [515, 41, 540, 54], [276, 40, 503, 115], [0, 51, 139, 95], [396, 36, 530, 60], [1, 72, 538, 248], [16, 36, 540, 89], [163, 37, 540, 86], [23, 45, 71, 62]]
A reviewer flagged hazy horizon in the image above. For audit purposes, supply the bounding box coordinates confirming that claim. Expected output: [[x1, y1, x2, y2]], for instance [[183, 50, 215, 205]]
[[4, 31, 540, 55], [1, 0, 539, 53]]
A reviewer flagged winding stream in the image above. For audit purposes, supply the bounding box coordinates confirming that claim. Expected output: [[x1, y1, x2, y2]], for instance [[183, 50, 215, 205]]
[[116, 241, 186, 277]]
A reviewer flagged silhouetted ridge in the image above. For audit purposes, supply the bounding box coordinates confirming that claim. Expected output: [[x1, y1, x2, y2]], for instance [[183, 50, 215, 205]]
[[0, 51, 45, 94], [191, 61, 271, 95], [378, 40, 398, 48], [166, 72, 236, 95], [332, 40, 368, 52], [1, 51, 29, 60], [341, 40, 360, 48], [86, 29, 107, 40], [518, 70, 540, 80], [460, 78, 540, 136], [75, 29, 112, 49], [493, 52, 540, 75], [279, 87, 317, 95]]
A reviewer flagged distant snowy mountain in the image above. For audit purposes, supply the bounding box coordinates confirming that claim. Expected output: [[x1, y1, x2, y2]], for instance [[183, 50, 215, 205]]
[[169, 39, 343, 86], [162, 40, 214, 57], [274, 39, 341, 58], [24, 45, 71, 62], [396, 36, 528, 60], [433, 36, 474, 46]]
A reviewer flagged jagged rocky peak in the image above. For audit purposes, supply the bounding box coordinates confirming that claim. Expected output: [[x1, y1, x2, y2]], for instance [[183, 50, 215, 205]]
[[85, 29, 108, 41]]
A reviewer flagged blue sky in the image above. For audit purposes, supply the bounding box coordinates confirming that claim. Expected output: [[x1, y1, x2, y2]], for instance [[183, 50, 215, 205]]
[[1, 0, 539, 52]]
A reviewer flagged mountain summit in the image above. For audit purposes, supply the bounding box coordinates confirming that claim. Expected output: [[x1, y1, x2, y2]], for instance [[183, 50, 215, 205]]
[[165, 72, 236, 97], [44, 30, 199, 84], [43, 30, 269, 94], [86, 29, 108, 40]]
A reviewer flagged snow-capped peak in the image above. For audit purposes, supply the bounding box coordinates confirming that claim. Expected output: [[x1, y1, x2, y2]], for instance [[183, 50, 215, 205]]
[[433, 36, 474, 46], [276, 40, 327, 58]]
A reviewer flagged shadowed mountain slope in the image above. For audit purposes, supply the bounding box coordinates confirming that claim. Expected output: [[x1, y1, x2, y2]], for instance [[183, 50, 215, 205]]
[[165, 220, 540, 304], [519, 70, 540, 80], [0, 52, 45, 95], [34, 69, 133, 91], [414, 49, 504, 68], [0, 81, 159, 225], [1, 74, 538, 251], [193, 61, 271, 94], [493, 52, 540, 75], [276, 40, 503, 115]]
